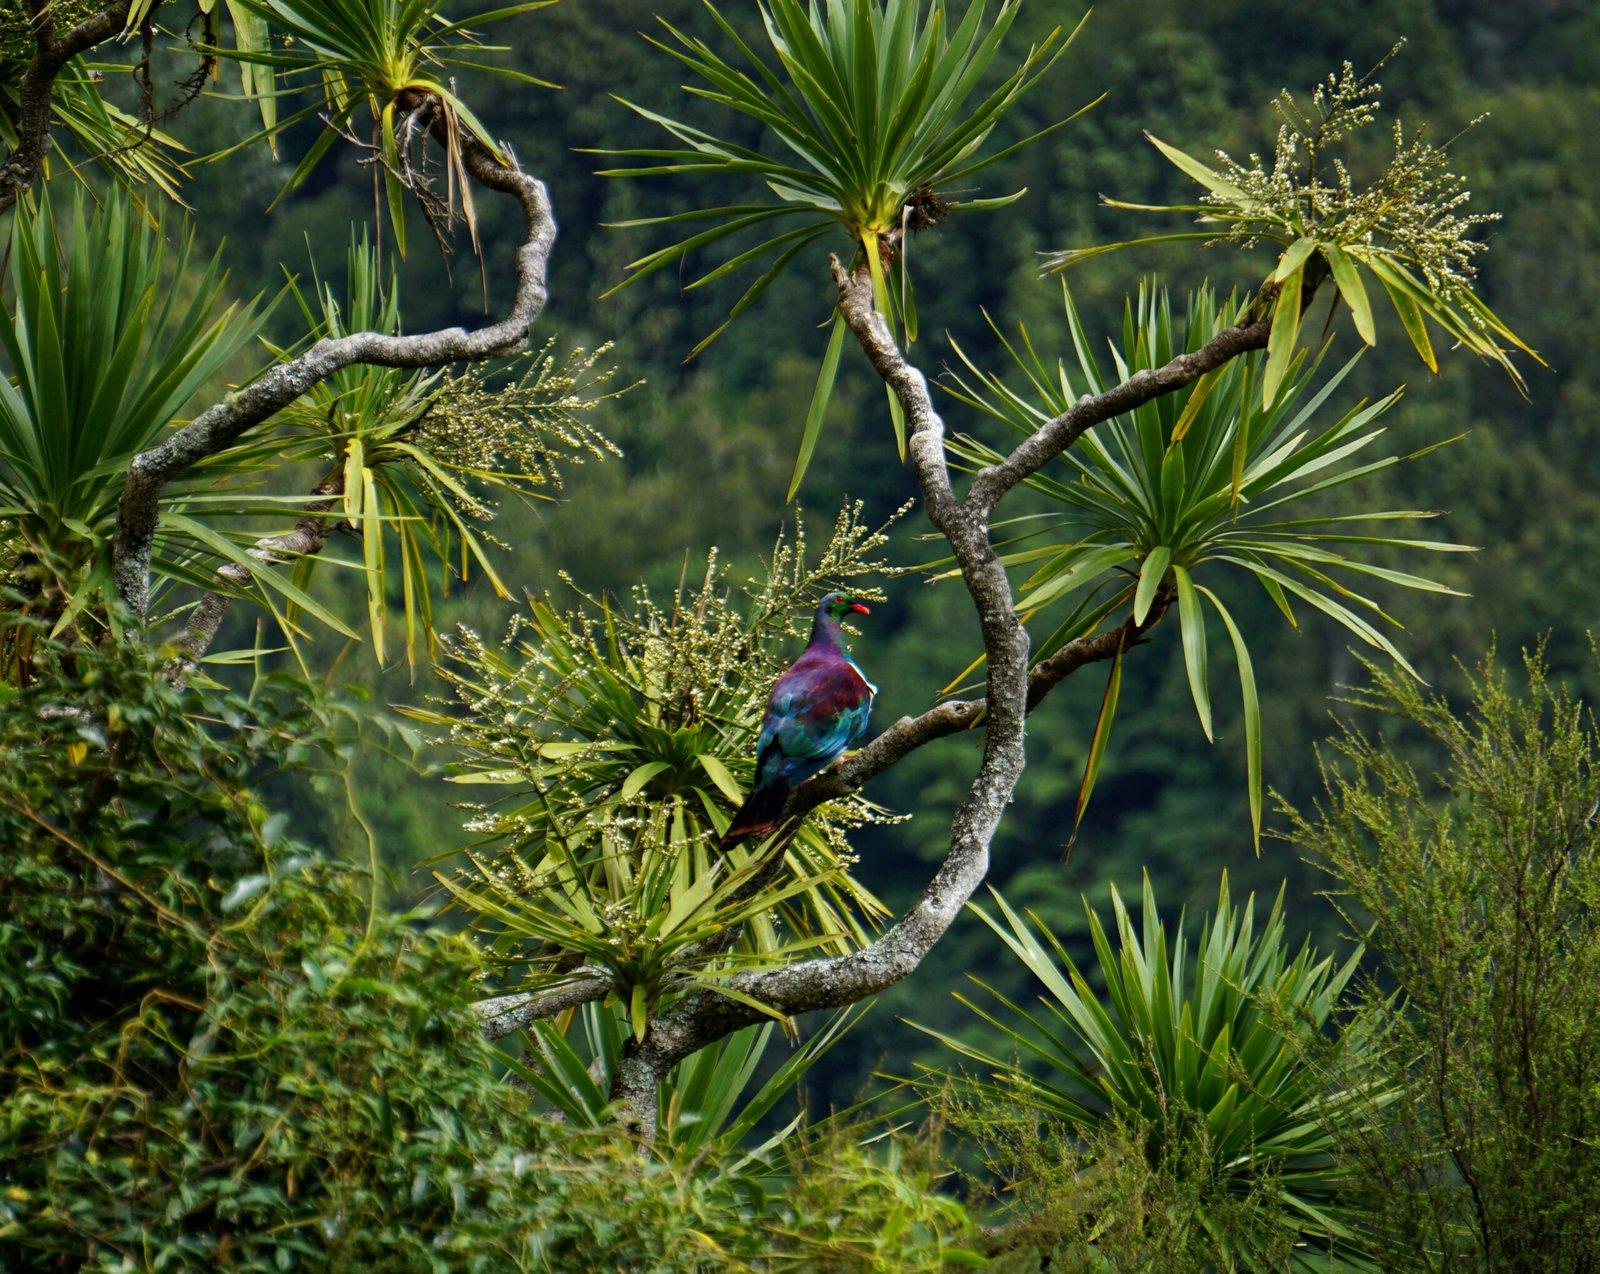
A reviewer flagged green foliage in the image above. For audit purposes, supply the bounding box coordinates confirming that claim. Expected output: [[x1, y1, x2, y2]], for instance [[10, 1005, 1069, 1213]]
[[0, 619, 976, 1273], [765, 1117, 980, 1271], [0, 626, 550, 1268], [500, 1003, 978, 1270], [1285, 648, 1600, 1271], [273, 235, 625, 668], [949, 1101, 1301, 1274], [517, 1001, 979, 1270], [1052, 49, 1538, 401], [919, 875, 1388, 1271], [0, 187, 272, 675], [946, 281, 1465, 841], [600, 0, 1087, 492], [419, 504, 901, 1022]]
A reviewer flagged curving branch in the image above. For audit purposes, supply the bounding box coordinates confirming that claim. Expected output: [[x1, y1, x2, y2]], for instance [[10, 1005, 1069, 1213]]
[[964, 313, 1271, 516], [586, 263, 1272, 1110], [0, 0, 138, 213], [113, 126, 556, 621], [596, 258, 1036, 1122]]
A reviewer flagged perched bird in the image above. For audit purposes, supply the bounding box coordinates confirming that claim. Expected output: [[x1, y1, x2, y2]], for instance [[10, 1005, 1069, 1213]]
[[718, 591, 876, 851]]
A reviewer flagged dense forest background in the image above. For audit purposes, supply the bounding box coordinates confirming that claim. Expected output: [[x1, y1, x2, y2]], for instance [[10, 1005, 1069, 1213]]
[[144, 0, 1600, 1105]]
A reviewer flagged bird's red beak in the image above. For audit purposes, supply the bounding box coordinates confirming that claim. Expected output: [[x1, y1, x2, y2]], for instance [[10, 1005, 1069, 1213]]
[[851, 602, 871, 615]]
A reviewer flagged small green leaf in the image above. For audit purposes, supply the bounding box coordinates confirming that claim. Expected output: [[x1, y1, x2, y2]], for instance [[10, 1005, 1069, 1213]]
[[1144, 133, 1248, 201], [1073, 634, 1125, 840], [887, 383, 907, 460], [1323, 242, 1376, 345], [1200, 586, 1261, 852], [621, 760, 673, 800], [445, 768, 526, 785], [1379, 270, 1437, 372], [1272, 235, 1318, 283], [630, 984, 649, 1043], [1173, 565, 1212, 740], [786, 311, 846, 502], [1262, 263, 1303, 408], [697, 753, 744, 804], [1170, 365, 1223, 443], [1133, 545, 1170, 626], [380, 104, 407, 258], [1229, 359, 1254, 508]]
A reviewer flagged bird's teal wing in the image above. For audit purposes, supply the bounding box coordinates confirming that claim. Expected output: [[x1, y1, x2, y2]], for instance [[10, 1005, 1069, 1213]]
[[756, 660, 874, 788]]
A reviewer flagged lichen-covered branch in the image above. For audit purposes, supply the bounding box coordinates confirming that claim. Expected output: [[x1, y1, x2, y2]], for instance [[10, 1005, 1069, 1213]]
[[964, 314, 1272, 516], [474, 973, 610, 1041], [588, 257, 1034, 1069], [0, 0, 137, 212], [113, 125, 556, 621], [570, 263, 1257, 1073]]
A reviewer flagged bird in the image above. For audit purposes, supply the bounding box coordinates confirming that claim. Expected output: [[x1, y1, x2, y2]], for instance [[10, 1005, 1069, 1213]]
[[718, 591, 876, 851]]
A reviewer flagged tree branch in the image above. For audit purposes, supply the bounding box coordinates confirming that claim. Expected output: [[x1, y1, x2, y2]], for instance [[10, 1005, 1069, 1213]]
[[474, 973, 610, 1042], [113, 125, 556, 621], [614, 257, 1036, 1067], [964, 314, 1271, 517], [0, 0, 138, 212]]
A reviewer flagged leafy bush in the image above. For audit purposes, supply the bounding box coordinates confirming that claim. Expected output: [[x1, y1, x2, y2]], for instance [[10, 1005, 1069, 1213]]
[[1286, 648, 1600, 1272], [0, 628, 551, 1268], [0, 625, 978, 1270], [922, 876, 1387, 1271]]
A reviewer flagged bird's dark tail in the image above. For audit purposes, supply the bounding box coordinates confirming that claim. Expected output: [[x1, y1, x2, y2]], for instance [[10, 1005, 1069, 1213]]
[[717, 781, 791, 852]]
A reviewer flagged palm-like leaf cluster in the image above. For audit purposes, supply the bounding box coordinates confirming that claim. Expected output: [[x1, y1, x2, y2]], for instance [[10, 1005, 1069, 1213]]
[[945, 283, 1468, 839], [1049, 53, 1538, 403], [214, 0, 555, 253], [921, 876, 1390, 1270], [600, 0, 1087, 495], [516, 995, 858, 1164], [0, 189, 271, 673], [417, 512, 899, 1020]]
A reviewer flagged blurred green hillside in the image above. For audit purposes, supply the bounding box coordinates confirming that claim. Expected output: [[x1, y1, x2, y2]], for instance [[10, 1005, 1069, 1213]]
[[151, 0, 1600, 1101]]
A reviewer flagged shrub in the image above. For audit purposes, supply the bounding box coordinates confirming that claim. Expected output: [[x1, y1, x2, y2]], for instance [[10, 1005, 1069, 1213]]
[[0, 627, 978, 1270], [1286, 648, 1600, 1272], [922, 875, 1386, 1271]]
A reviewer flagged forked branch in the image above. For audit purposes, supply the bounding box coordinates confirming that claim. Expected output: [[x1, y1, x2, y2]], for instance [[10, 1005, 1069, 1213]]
[[491, 259, 1276, 1075]]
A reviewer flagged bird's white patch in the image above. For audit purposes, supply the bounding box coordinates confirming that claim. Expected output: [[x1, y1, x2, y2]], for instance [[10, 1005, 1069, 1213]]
[[843, 659, 877, 696]]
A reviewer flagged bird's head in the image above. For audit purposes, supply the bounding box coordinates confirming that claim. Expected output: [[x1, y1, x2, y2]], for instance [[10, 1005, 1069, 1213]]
[[820, 591, 871, 620]]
